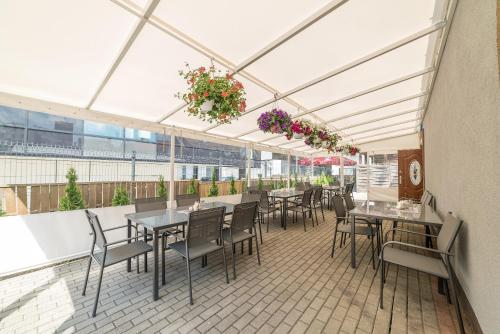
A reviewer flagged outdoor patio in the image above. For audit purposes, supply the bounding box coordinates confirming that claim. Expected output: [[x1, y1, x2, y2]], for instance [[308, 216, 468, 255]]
[[0, 209, 469, 334]]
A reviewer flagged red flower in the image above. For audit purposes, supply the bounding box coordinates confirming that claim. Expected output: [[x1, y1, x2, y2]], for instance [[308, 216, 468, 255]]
[[221, 91, 229, 97], [226, 73, 233, 80], [209, 79, 215, 85], [199, 67, 206, 73], [203, 91, 209, 97]]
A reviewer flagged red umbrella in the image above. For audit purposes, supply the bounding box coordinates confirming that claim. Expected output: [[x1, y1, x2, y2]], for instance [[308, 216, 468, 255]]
[[298, 156, 357, 166]]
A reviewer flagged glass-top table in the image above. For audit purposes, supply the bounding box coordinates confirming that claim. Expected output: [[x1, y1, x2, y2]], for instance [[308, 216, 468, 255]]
[[125, 201, 234, 300], [268, 189, 303, 229], [348, 200, 443, 268]]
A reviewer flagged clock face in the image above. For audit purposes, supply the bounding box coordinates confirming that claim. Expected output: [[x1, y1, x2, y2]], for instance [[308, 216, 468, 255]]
[[409, 159, 422, 186]]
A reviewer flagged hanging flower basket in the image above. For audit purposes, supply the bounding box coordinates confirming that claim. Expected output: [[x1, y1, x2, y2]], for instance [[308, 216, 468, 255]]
[[336, 144, 360, 155], [176, 63, 246, 124], [257, 108, 293, 137]]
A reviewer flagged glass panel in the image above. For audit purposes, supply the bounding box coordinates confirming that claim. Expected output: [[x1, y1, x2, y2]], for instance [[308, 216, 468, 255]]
[[27, 129, 82, 148], [0, 126, 24, 145], [125, 141, 157, 159], [0, 106, 26, 127], [125, 128, 155, 142], [83, 136, 124, 158], [84, 120, 123, 138], [28, 112, 84, 134]]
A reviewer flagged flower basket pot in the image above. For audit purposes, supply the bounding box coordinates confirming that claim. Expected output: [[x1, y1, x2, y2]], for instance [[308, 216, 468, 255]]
[[321, 141, 330, 148], [200, 100, 214, 113], [293, 133, 304, 139], [313, 138, 322, 145]]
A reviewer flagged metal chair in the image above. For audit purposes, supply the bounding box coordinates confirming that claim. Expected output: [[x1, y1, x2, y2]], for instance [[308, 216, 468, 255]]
[[330, 195, 378, 268], [175, 193, 200, 207], [222, 202, 261, 279], [380, 212, 465, 334], [255, 190, 281, 233], [241, 193, 263, 244], [288, 188, 314, 232], [304, 181, 312, 190], [311, 187, 325, 224], [168, 207, 229, 305], [82, 210, 152, 317], [295, 183, 305, 191]]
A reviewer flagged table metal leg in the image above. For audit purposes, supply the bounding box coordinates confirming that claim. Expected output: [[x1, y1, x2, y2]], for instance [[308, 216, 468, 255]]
[[283, 198, 288, 230], [144, 227, 148, 272], [153, 230, 159, 301], [351, 216, 356, 268], [248, 226, 253, 255], [127, 219, 132, 272]]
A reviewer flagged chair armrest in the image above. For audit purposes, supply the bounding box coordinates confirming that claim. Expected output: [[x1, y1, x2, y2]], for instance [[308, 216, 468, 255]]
[[381, 241, 453, 257], [102, 224, 138, 232], [104, 236, 141, 247], [384, 228, 437, 241]]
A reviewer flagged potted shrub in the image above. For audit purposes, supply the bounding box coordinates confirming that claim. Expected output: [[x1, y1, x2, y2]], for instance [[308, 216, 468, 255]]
[[187, 178, 197, 194], [59, 168, 84, 211], [257, 174, 264, 191], [157, 175, 168, 200], [112, 187, 130, 206], [208, 170, 219, 197]]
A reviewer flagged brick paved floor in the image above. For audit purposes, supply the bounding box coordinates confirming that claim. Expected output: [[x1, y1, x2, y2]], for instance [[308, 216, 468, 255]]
[[0, 209, 466, 333]]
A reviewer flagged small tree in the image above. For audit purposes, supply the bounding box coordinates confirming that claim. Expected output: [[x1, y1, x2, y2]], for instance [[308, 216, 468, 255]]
[[291, 173, 298, 188], [229, 176, 237, 195], [187, 178, 197, 194], [257, 174, 264, 191], [208, 169, 219, 197], [157, 175, 168, 200], [242, 177, 247, 193], [112, 187, 130, 206], [269, 177, 275, 190], [59, 167, 84, 211]]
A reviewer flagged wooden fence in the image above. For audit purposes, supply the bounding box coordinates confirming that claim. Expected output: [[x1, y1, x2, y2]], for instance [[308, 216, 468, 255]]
[[0, 180, 245, 216]]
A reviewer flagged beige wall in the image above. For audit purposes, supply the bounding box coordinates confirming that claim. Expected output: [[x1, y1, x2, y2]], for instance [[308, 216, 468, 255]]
[[423, 0, 500, 332]]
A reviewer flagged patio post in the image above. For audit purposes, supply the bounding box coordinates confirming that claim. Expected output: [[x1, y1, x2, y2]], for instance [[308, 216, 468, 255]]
[[295, 154, 299, 176], [169, 128, 175, 208], [287, 151, 291, 188], [340, 155, 345, 187], [246, 143, 252, 188]]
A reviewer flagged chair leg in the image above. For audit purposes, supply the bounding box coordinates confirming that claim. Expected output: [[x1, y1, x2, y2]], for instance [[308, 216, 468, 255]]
[[313, 207, 318, 226], [331, 226, 338, 257], [380, 259, 384, 309], [143, 227, 148, 272], [258, 216, 263, 244], [266, 213, 270, 232], [92, 263, 105, 317], [370, 232, 375, 269], [448, 275, 465, 334], [231, 242, 237, 280], [82, 256, 92, 296], [254, 235, 261, 265], [392, 221, 397, 240], [222, 244, 229, 284], [161, 235, 166, 285], [302, 212, 307, 232], [186, 259, 193, 305], [320, 203, 325, 221]]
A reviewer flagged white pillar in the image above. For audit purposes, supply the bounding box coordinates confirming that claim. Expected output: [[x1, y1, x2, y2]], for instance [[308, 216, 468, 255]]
[[295, 155, 299, 176], [246, 144, 252, 188], [287, 151, 291, 188], [340, 155, 345, 187], [169, 128, 175, 208]]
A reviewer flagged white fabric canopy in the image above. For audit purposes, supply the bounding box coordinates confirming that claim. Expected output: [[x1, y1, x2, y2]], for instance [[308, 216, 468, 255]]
[[0, 0, 452, 155]]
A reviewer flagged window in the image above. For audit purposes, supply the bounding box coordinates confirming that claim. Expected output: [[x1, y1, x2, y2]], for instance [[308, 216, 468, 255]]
[[27, 129, 82, 147], [83, 136, 124, 157], [0, 106, 26, 127], [28, 112, 83, 133], [125, 128, 155, 142], [84, 121, 123, 138], [125, 141, 156, 159]]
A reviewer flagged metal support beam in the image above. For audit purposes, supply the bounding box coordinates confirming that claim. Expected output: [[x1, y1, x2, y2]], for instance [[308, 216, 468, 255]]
[[169, 128, 176, 208], [87, 0, 160, 109], [205, 21, 445, 134], [246, 144, 252, 188], [287, 151, 291, 188]]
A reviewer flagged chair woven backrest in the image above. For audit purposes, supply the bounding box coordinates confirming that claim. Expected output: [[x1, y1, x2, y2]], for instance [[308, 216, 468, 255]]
[[231, 201, 258, 233], [258, 190, 272, 209], [176, 194, 200, 207], [85, 210, 107, 249], [241, 192, 260, 204], [248, 186, 259, 192], [437, 213, 463, 259], [295, 183, 305, 191], [313, 187, 323, 203], [331, 180, 340, 186], [331, 195, 347, 222], [304, 182, 311, 189], [301, 188, 313, 206], [343, 193, 355, 211], [344, 183, 354, 194], [186, 206, 225, 247], [135, 197, 167, 213]]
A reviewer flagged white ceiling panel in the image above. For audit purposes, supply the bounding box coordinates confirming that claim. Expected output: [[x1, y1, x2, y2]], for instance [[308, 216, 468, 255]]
[[263, 136, 295, 146], [356, 128, 418, 144], [161, 108, 211, 131], [153, 0, 332, 64], [312, 75, 426, 121], [331, 97, 423, 129], [342, 113, 420, 135], [246, 0, 442, 92], [349, 121, 419, 141], [233, 75, 274, 110], [288, 34, 434, 108], [240, 131, 279, 143], [279, 140, 308, 149], [0, 0, 137, 107], [93, 24, 211, 121]]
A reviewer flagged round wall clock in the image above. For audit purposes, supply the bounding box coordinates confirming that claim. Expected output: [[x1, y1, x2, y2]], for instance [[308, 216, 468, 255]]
[[409, 159, 422, 186]]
